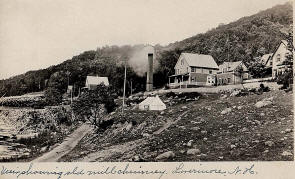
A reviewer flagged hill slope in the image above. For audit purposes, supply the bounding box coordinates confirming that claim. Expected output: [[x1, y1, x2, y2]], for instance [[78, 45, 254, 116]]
[[0, 2, 292, 97], [157, 2, 293, 79]]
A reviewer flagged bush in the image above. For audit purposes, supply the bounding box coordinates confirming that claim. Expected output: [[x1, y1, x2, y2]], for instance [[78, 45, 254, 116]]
[[258, 83, 270, 93], [277, 71, 293, 89], [165, 91, 176, 98], [44, 87, 62, 106], [71, 84, 116, 128]]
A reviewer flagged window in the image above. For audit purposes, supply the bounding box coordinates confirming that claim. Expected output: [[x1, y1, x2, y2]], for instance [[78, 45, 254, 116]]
[[144, 105, 149, 110], [277, 54, 281, 62], [191, 67, 195, 72], [209, 70, 212, 74], [228, 78, 231, 83], [181, 59, 184, 65]]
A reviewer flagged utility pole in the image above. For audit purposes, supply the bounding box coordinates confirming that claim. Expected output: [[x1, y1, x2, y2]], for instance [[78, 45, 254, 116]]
[[130, 80, 133, 96], [66, 71, 71, 104], [71, 84, 74, 104], [122, 59, 127, 115]]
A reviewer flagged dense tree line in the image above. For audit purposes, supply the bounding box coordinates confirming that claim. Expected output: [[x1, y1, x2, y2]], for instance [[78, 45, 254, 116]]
[[0, 2, 292, 97], [155, 2, 292, 82]]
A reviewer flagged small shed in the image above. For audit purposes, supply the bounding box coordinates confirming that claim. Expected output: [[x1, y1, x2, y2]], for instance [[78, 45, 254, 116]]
[[85, 76, 109, 90], [138, 95, 166, 111]]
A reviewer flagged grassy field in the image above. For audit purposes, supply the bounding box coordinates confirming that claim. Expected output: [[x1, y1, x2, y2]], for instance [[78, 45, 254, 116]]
[[60, 87, 293, 162]]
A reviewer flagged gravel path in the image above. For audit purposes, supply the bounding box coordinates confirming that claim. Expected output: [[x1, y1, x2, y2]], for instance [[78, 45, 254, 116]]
[[32, 124, 92, 162]]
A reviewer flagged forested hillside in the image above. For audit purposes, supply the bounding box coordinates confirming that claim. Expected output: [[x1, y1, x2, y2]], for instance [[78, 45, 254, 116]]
[[157, 2, 293, 80], [0, 2, 292, 97]]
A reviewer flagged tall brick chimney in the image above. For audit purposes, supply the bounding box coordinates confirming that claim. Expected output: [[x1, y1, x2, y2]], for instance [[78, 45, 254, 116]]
[[146, 53, 153, 91]]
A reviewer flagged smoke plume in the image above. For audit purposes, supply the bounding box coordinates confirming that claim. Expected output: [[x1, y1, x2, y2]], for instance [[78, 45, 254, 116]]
[[128, 45, 158, 76]]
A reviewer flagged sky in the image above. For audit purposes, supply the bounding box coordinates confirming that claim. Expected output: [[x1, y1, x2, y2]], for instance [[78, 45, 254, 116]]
[[0, 0, 291, 80]]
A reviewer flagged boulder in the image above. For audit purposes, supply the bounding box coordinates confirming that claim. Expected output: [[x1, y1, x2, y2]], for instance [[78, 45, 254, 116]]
[[179, 150, 185, 154], [265, 141, 275, 147], [255, 101, 272, 108], [156, 151, 175, 160], [221, 108, 232, 115], [255, 97, 273, 108], [241, 127, 248, 132], [230, 144, 236, 149], [230, 90, 241, 97], [220, 95, 227, 99], [201, 130, 207, 134], [133, 155, 142, 162], [125, 123, 133, 131], [187, 148, 201, 155], [281, 151, 293, 156], [187, 140, 193, 147], [192, 127, 200, 131], [142, 133, 150, 138], [205, 106, 211, 111], [40, 146, 47, 153], [181, 106, 188, 109]]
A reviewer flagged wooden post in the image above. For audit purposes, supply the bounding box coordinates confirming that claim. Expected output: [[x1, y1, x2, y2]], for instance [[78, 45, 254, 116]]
[[181, 75, 184, 89], [130, 80, 132, 96], [70, 88, 73, 104]]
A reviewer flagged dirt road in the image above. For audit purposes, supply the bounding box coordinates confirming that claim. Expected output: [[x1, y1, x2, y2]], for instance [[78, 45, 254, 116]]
[[32, 124, 92, 162]]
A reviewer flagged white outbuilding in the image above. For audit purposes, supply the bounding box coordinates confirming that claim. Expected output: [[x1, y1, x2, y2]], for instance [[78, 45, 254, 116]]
[[85, 76, 109, 90], [138, 95, 166, 111]]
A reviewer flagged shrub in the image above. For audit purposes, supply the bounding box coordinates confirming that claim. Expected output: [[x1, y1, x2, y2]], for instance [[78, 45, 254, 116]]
[[258, 83, 270, 92], [165, 91, 176, 98], [44, 87, 62, 106], [71, 84, 116, 128], [277, 71, 293, 89]]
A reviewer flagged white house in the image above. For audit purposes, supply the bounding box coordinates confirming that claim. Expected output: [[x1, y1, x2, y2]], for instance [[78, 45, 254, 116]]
[[168, 53, 219, 87], [85, 76, 109, 90], [271, 40, 292, 78]]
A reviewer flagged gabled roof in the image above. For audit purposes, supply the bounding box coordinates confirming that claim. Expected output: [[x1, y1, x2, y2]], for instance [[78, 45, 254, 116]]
[[181, 53, 219, 69], [218, 61, 243, 72], [86, 76, 109, 86], [281, 40, 288, 47], [270, 40, 289, 60], [261, 53, 273, 65]]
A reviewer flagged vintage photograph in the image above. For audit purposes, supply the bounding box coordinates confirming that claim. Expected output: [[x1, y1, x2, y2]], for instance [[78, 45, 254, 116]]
[[0, 0, 293, 163]]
